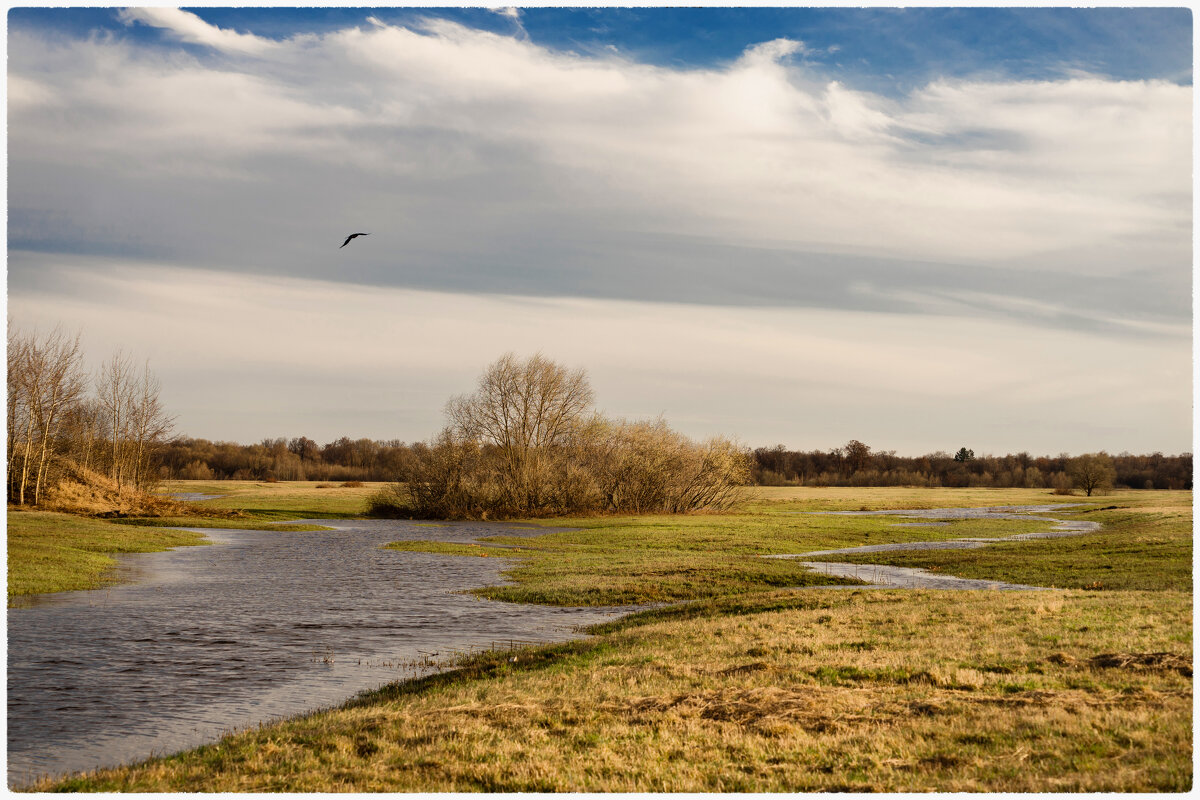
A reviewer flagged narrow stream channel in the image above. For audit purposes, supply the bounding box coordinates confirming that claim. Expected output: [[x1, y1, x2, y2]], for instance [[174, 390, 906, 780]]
[[6, 519, 640, 786], [767, 504, 1099, 590]]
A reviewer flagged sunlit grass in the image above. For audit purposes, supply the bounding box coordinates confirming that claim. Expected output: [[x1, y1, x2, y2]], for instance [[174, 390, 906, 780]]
[[15, 483, 1192, 790], [804, 506, 1192, 592], [156, 479, 383, 520], [35, 588, 1191, 792], [6, 510, 208, 602], [388, 507, 1059, 606], [735, 485, 1191, 513]]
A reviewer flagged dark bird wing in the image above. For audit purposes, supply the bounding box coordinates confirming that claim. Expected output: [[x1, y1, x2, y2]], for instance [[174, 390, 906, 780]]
[[340, 233, 370, 248]]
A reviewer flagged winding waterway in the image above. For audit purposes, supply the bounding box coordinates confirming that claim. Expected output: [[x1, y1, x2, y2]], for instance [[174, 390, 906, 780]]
[[8, 503, 1101, 785], [6, 519, 640, 786], [768, 504, 1100, 590]]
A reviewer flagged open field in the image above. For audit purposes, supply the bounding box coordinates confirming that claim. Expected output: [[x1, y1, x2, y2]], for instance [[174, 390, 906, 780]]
[[391, 487, 1191, 604], [154, 479, 387, 520], [393, 511, 1052, 606], [17, 483, 1192, 791], [738, 485, 1189, 512]]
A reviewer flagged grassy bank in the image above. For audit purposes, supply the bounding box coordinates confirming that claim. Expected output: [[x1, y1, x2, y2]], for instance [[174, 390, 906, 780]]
[[155, 479, 384, 521], [389, 510, 1053, 606], [386, 487, 1184, 606], [6, 510, 209, 601], [37, 588, 1191, 791], [7, 480, 382, 604]]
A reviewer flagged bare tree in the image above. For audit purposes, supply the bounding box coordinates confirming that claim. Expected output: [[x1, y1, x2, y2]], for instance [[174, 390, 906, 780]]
[[31, 330, 86, 503], [1068, 453, 1117, 497], [128, 360, 175, 490], [61, 398, 104, 473], [7, 327, 31, 501], [382, 355, 749, 519], [844, 439, 873, 474], [446, 352, 593, 509], [6, 327, 85, 504], [96, 349, 136, 492]]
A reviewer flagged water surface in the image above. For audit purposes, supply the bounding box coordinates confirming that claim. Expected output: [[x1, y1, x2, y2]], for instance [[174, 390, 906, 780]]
[[768, 505, 1100, 590], [7, 519, 637, 786]]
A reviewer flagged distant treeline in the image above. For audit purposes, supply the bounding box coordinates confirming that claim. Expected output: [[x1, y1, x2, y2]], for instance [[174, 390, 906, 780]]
[[751, 441, 1192, 491], [160, 436, 419, 482], [161, 435, 1192, 491]]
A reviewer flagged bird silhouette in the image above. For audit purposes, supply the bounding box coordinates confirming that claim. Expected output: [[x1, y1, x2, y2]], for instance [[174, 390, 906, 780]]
[[340, 232, 370, 248]]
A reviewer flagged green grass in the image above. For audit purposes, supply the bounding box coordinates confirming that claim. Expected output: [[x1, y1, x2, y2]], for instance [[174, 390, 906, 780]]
[[34, 587, 1191, 792], [386, 510, 1057, 606], [15, 484, 1194, 791], [6, 510, 209, 602], [803, 507, 1192, 592], [737, 485, 1099, 512]]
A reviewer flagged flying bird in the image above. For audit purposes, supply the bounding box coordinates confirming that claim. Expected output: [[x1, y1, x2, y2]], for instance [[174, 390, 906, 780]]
[[340, 232, 370, 248]]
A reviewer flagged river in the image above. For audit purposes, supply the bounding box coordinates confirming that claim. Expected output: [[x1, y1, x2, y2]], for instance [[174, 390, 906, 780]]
[[6, 519, 640, 786]]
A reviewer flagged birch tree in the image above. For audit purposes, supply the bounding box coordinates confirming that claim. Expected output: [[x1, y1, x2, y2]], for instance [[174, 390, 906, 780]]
[[128, 361, 175, 489], [6, 327, 85, 504], [96, 349, 136, 492]]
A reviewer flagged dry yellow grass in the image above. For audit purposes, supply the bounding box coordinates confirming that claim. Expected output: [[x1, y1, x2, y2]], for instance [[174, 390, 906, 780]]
[[740, 485, 1190, 512], [38, 588, 1191, 792]]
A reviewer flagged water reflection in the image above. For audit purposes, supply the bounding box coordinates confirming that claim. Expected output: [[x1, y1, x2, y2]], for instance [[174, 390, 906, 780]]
[[7, 519, 636, 786]]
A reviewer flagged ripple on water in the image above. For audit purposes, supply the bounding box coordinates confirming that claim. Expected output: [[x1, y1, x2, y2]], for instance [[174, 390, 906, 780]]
[[7, 519, 638, 786]]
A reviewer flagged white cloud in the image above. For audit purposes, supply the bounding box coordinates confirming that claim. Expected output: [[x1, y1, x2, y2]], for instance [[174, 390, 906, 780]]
[[7, 257, 1191, 454], [9, 18, 1189, 274], [6, 16, 1191, 451], [118, 8, 280, 56], [739, 37, 807, 64]]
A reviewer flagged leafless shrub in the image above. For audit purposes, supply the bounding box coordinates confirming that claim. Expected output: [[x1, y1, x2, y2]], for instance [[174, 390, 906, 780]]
[[382, 355, 750, 520], [1051, 472, 1074, 495]]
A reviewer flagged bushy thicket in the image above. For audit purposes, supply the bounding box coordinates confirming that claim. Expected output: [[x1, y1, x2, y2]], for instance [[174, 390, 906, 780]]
[[369, 354, 750, 519]]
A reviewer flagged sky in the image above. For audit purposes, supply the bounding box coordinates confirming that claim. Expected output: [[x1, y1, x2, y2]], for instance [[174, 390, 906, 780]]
[[6, 4, 1193, 456]]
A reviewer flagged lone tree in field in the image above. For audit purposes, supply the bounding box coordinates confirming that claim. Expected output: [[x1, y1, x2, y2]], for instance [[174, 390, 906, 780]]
[[1068, 453, 1117, 496], [446, 352, 594, 508]]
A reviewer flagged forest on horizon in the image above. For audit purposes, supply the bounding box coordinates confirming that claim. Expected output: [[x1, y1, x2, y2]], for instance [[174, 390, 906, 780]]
[[158, 435, 1192, 491]]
